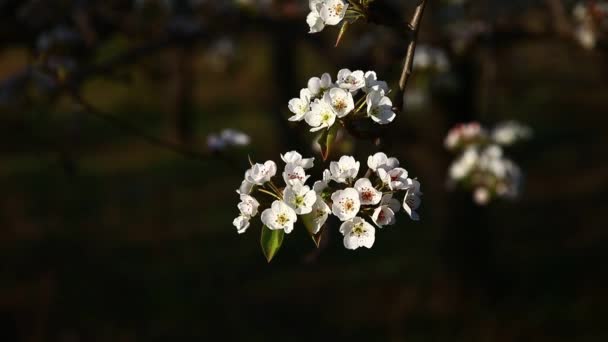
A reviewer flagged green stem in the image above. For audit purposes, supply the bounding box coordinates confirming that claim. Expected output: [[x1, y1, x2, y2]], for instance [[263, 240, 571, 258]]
[[258, 188, 282, 201]]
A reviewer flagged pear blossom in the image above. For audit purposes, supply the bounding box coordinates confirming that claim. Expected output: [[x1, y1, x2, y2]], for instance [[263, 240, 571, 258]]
[[331, 188, 361, 221], [354, 178, 382, 205], [233, 215, 250, 234], [237, 194, 260, 217], [491, 121, 532, 146], [339, 217, 376, 250], [329, 155, 360, 183], [366, 90, 396, 124], [313, 169, 332, 194], [288, 89, 312, 122], [245, 160, 277, 185], [326, 88, 355, 118], [449, 147, 478, 180], [305, 98, 337, 132], [307, 0, 348, 34], [367, 152, 399, 172], [281, 151, 314, 169], [403, 179, 422, 221], [444, 122, 487, 150], [236, 179, 254, 195], [473, 187, 491, 206], [207, 128, 250, 151], [371, 194, 400, 227], [363, 71, 389, 94], [377, 167, 409, 190], [282, 163, 310, 186], [336, 69, 366, 93], [261, 200, 298, 233], [283, 183, 317, 215], [310, 197, 331, 234], [307, 73, 333, 97]]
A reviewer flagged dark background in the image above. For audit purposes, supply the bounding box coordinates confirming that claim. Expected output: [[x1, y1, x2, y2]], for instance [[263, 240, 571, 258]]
[[1, 0, 607, 340]]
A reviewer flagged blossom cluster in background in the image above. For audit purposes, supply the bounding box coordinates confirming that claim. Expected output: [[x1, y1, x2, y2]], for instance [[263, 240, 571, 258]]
[[288, 69, 396, 132], [206, 129, 251, 152], [413, 45, 451, 73], [233, 151, 422, 252], [307, 0, 348, 33], [445, 121, 532, 205], [573, 1, 608, 50]]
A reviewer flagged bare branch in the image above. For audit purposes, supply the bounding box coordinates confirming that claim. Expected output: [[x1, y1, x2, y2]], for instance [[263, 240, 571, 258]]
[[399, 0, 428, 92]]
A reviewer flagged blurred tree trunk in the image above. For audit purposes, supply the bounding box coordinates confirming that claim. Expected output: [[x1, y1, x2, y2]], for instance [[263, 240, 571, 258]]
[[167, 47, 195, 144]]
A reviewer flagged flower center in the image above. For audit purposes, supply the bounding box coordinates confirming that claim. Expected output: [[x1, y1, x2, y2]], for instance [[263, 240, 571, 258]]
[[332, 3, 344, 15], [275, 213, 290, 226], [342, 198, 355, 212], [321, 112, 332, 122], [351, 223, 366, 237], [361, 188, 374, 202], [294, 195, 305, 207], [334, 98, 347, 111]]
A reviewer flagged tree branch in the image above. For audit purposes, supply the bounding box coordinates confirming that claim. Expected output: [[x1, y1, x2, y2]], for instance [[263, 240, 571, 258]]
[[399, 0, 428, 92]]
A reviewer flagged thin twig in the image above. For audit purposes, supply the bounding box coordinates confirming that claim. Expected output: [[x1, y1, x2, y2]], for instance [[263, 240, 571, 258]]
[[398, 0, 428, 92]]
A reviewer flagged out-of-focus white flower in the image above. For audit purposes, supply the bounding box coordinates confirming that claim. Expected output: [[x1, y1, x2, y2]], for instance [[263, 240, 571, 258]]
[[354, 178, 382, 205], [261, 200, 298, 233], [326, 87, 355, 118], [403, 179, 422, 221], [305, 98, 337, 132], [282, 163, 310, 186], [288, 89, 312, 122], [237, 194, 260, 217], [336, 69, 366, 93], [492, 121, 532, 146], [444, 122, 487, 150], [233, 215, 250, 234], [284, 183, 317, 215], [449, 147, 478, 180], [207, 128, 250, 151], [307, 73, 333, 98], [367, 152, 399, 172], [575, 25, 597, 50], [371, 194, 400, 227], [245, 161, 277, 185], [414, 45, 451, 72], [377, 167, 409, 190], [366, 90, 396, 125], [363, 71, 389, 94], [329, 155, 360, 183], [339, 217, 375, 250], [473, 187, 491, 206], [281, 151, 314, 169], [310, 196, 331, 233], [331, 188, 361, 221], [307, 0, 349, 34]]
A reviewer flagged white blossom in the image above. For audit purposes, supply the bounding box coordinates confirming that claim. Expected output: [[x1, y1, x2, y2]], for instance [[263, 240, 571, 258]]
[[366, 90, 396, 124], [331, 188, 361, 221], [326, 87, 355, 118], [313, 169, 332, 193], [367, 152, 399, 172], [237, 194, 260, 217], [377, 167, 409, 190], [305, 98, 337, 132], [492, 121, 532, 146], [449, 147, 478, 180], [207, 128, 250, 151], [329, 155, 360, 183], [354, 178, 382, 205], [245, 160, 277, 185], [233, 215, 250, 234], [288, 89, 312, 122], [281, 151, 314, 169], [363, 71, 389, 94], [310, 197, 331, 234], [336, 69, 366, 93], [307, 0, 348, 34], [307, 73, 333, 97], [282, 163, 310, 186], [283, 183, 317, 215], [444, 122, 487, 150], [473, 187, 491, 206], [261, 200, 298, 233], [371, 194, 400, 227], [236, 179, 254, 195], [339, 217, 375, 250], [402, 179, 422, 221]]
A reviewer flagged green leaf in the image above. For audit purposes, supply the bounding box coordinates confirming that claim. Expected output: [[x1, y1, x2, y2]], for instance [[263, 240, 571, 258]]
[[318, 124, 339, 161], [260, 226, 284, 262], [301, 213, 324, 248]]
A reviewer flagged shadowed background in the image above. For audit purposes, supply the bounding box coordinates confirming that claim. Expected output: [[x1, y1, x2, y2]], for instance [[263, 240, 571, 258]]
[[1, 0, 607, 341]]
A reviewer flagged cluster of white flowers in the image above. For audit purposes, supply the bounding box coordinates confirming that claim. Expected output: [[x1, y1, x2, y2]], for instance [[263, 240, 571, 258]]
[[288, 69, 396, 131], [573, 1, 608, 50], [307, 0, 349, 33], [445, 121, 531, 205], [207, 129, 250, 152], [233, 151, 422, 250]]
